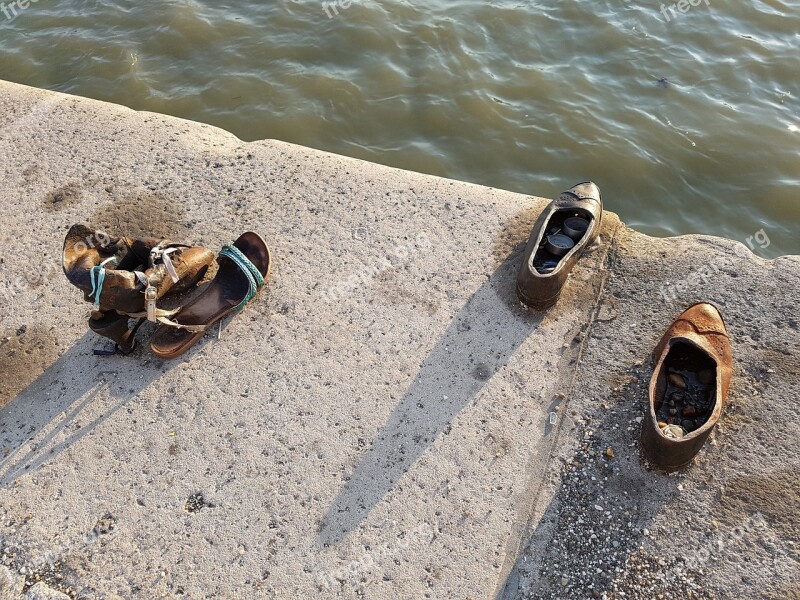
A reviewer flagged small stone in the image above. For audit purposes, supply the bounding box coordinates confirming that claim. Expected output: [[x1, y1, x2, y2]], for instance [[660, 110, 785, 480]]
[[669, 373, 687, 389], [560, 576, 569, 586], [682, 406, 697, 417], [682, 419, 695, 430], [24, 582, 70, 600], [670, 391, 684, 403], [605, 447, 615, 458], [185, 492, 206, 513], [91, 513, 116, 535], [594, 504, 603, 511], [0, 566, 23, 598], [669, 408, 678, 416], [657, 421, 668, 429], [698, 369, 714, 385], [663, 424, 685, 439]]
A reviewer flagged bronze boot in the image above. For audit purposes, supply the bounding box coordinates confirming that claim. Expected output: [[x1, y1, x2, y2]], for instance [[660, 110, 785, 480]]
[[640, 303, 733, 471], [516, 182, 603, 310], [63, 224, 214, 352], [87, 310, 143, 355]]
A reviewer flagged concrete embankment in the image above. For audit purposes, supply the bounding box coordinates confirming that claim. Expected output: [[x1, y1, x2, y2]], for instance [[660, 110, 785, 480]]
[[0, 80, 797, 599]]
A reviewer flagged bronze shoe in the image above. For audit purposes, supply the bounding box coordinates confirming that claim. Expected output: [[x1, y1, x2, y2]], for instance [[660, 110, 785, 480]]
[[516, 182, 603, 310], [640, 303, 733, 471], [63, 224, 214, 352], [150, 232, 271, 360]]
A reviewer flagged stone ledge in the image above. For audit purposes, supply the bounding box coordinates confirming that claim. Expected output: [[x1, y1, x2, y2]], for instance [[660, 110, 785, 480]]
[[0, 80, 797, 599]]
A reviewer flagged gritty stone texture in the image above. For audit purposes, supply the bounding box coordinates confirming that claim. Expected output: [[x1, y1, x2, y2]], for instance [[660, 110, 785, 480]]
[[504, 233, 800, 599], [23, 581, 71, 600], [0, 80, 797, 599], [0, 565, 24, 597]]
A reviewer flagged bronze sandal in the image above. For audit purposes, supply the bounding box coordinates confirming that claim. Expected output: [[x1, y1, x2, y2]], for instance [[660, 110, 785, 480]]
[[149, 232, 271, 360]]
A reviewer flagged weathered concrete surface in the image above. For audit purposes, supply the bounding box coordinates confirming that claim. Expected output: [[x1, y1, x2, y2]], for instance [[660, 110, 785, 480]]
[[0, 80, 796, 599], [504, 232, 800, 599]]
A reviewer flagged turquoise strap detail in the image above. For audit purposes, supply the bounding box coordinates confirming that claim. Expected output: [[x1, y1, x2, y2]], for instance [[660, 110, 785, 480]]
[[219, 244, 265, 312], [89, 256, 117, 310]]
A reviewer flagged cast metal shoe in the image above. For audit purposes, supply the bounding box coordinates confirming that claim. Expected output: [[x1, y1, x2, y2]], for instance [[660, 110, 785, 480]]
[[63, 224, 215, 353], [150, 232, 271, 360], [516, 182, 603, 310], [640, 303, 733, 471]]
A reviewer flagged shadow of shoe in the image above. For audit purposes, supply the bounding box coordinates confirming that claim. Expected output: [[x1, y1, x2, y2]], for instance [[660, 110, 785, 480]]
[[0, 332, 171, 488], [317, 252, 543, 545]]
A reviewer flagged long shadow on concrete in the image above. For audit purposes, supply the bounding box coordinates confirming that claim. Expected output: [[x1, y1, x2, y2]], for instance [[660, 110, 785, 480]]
[[0, 332, 169, 488], [318, 253, 543, 545], [496, 366, 684, 599]]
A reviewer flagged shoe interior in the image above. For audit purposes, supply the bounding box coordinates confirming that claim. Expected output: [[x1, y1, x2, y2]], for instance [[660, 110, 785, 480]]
[[533, 208, 594, 274], [654, 342, 717, 437], [63, 231, 144, 273], [115, 247, 148, 272]]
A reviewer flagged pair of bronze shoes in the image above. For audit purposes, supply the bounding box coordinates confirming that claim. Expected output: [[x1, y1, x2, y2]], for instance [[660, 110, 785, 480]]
[[516, 184, 732, 469], [62, 224, 271, 359]]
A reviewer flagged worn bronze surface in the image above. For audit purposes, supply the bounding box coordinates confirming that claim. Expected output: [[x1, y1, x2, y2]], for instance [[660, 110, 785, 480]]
[[516, 182, 603, 310], [640, 303, 733, 471], [150, 232, 271, 360], [62, 224, 214, 351]]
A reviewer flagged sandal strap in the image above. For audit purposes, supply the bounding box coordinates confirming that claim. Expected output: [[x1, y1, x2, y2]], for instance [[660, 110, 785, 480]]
[[150, 243, 187, 283], [120, 307, 207, 333], [219, 244, 264, 312], [89, 256, 118, 310], [155, 316, 207, 333], [123, 306, 180, 320]]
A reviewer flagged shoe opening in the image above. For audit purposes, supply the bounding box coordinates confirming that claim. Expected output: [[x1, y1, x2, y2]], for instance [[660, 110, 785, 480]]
[[655, 342, 717, 440], [533, 208, 594, 274]]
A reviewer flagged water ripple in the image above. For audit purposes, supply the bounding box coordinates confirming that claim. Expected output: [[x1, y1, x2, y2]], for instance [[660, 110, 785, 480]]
[[0, 0, 796, 255]]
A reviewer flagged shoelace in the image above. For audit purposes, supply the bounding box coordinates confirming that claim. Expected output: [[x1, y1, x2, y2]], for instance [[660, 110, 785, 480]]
[[219, 243, 265, 312], [150, 245, 181, 283], [88, 256, 118, 310]]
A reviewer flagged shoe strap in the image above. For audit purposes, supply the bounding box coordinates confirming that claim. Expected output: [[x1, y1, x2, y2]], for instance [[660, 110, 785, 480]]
[[219, 243, 265, 312], [150, 243, 188, 283], [89, 256, 118, 310]]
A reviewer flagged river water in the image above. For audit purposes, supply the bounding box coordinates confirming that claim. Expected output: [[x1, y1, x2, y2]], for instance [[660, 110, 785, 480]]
[[0, 0, 797, 256]]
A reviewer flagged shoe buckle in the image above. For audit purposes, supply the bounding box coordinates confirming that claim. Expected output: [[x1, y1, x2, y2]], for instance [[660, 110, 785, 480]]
[[145, 285, 158, 322]]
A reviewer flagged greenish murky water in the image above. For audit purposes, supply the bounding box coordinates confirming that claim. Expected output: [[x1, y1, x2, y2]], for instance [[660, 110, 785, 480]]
[[0, 0, 797, 256]]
